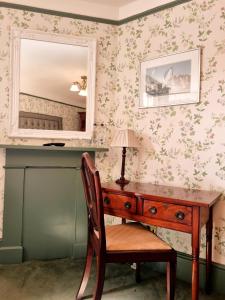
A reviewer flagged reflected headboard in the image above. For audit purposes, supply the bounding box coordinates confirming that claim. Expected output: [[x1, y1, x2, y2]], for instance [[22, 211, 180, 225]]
[[19, 111, 63, 130]]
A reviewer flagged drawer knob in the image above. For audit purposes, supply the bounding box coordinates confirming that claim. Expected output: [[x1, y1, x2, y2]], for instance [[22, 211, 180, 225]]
[[104, 197, 110, 205], [124, 202, 132, 209], [149, 206, 157, 215], [176, 211, 185, 220]]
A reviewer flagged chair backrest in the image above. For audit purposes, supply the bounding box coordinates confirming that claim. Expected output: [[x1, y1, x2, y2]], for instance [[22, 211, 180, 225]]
[[81, 152, 106, 254]]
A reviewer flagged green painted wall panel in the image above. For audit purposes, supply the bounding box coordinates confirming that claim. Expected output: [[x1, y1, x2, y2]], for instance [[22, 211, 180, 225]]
[[0, 246, 23, 264], [0, 169, 24, 247], [5, 148, 83, 167], [0, 149, 95, 263], [23, 168, 80, 261]]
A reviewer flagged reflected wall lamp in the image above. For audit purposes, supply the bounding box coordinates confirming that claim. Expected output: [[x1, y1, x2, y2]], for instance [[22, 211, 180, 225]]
[[111, 129, 139, 185], [70, 75, 87, 96]]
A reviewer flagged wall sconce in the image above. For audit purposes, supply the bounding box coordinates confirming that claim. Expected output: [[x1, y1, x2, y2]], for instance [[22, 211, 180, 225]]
[[70, 75, 87, 97]]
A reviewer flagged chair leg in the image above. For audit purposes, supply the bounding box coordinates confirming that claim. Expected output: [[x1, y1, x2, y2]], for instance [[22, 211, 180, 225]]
[[93, 255, 106, 300], [135, 262, 141, 283], [76, 243, 94, 300], [166, 260, 176, 300]]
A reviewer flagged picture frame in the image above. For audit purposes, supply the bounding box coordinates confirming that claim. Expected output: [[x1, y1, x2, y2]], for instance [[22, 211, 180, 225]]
[[139, 48, 201, 108]]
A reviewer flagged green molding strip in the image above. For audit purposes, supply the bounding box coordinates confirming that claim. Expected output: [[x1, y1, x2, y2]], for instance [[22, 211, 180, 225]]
[[0, 0, 191, 26], [0, 144, 108, 152], [151, 251, 225, 295], [177, 251, 225, 295], [0, 1, 117, 25], [117, 0, 191, 25]]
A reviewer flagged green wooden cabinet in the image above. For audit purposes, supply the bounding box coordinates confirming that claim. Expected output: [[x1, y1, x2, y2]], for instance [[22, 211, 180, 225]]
[[0, 146, 107, 263]]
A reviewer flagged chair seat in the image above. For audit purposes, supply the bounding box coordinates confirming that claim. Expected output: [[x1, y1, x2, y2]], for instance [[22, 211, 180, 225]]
[[106, 222, 171, 252]]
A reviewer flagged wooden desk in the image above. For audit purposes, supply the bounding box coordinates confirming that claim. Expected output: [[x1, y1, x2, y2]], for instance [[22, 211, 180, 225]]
[[102, 182, 221, 300]]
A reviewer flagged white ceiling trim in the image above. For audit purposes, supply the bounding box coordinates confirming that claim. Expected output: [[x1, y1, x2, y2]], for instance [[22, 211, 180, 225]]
[[3, 0, 179, 21], [81, 0, 136, 7], [119, 0, 176, 20], [4, 0, 118, 20]]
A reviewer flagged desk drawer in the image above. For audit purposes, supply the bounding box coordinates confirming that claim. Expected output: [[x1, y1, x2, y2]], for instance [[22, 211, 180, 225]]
[[102, 192, 136, 214], [143, 200, 192, 226]]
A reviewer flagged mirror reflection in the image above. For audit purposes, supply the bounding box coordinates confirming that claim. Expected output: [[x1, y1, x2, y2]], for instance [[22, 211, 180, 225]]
[[19, 39, 88, 131]]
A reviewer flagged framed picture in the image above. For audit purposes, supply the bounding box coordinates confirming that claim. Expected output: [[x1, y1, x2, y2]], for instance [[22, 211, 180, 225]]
[[139, 49, 201, 108]]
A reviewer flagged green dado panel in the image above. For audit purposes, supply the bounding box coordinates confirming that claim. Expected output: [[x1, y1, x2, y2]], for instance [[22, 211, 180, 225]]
[[0, 147, 99, 264], [0, 169, 24, 263], [23, 168, 83, 261]]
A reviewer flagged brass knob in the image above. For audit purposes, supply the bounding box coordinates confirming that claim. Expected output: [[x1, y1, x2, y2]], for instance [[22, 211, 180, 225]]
[[175, 211, 185, 220], [104, 197, 110, 205], [124, 202, 132, 209], [149, 206, 157, 215]]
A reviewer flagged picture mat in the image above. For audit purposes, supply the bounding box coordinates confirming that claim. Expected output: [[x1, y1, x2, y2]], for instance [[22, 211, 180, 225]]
[[139, 49, 200, 108]]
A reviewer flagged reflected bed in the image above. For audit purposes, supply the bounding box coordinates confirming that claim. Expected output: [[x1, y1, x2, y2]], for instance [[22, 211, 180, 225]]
[[19, 111, 63, 130]]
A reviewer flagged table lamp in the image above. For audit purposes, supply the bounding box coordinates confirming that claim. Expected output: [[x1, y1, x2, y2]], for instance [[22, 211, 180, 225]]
[[111, 129, 139, 185]]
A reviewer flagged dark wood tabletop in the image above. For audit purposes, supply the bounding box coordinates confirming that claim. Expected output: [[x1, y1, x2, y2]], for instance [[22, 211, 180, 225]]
[[102, 182, 222, 207]]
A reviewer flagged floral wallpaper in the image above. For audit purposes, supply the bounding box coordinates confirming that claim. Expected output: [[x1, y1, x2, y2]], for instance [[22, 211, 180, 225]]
[[0, 0, 225, 266], [97, 0, 225, 266], [112, 0, 225, 264], [0, 7, 117, 238], [19, 93, 85, 131]]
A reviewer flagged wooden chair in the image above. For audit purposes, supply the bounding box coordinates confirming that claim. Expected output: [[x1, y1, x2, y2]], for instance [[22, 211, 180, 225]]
[[76, 152, 177, 300]]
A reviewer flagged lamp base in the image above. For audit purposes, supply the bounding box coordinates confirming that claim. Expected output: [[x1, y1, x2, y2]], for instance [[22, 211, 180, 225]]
[[115, 178, 130, 185]]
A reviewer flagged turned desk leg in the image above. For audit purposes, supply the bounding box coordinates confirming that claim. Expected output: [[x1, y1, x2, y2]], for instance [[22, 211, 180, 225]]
[[192, 207, 200, 300], [205, 207, 213, 294]]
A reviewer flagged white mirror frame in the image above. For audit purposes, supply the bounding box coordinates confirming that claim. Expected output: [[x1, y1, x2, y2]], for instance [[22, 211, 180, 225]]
[[9, 28, 96, 140]]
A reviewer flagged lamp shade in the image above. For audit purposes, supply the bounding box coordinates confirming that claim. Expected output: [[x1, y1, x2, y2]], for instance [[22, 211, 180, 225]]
[[70, 82, 80, 92], [111, 129, 139, 148], [79, 89, 87, 97]]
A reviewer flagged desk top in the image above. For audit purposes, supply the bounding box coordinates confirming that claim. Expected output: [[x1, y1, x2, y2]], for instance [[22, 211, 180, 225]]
[[102, 182, 222, 207]]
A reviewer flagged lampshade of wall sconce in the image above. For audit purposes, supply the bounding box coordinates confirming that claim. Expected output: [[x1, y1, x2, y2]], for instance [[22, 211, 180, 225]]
[[79, 89, 87, 97], [70, 82, 80, 92], [70, 75, 87, 96], [111, 129, 139, 148]]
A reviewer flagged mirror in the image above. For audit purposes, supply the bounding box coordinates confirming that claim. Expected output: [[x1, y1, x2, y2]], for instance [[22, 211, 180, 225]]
[[9, 29, 96, 139]]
